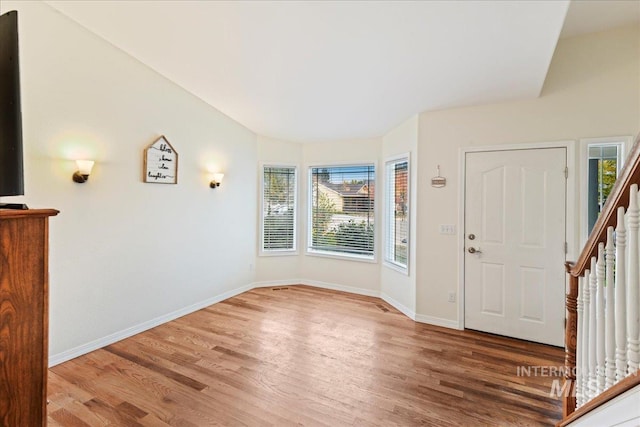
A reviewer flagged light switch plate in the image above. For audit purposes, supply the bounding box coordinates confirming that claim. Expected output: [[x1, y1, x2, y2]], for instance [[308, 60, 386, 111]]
[[439, 224, 456, 235]]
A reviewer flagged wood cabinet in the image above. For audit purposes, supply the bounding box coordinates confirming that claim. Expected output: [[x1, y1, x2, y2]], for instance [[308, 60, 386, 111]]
[[0, 209, 58, 427]]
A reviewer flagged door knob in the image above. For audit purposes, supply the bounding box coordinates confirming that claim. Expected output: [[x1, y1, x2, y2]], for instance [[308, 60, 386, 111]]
[[468, 247, 482, 254]]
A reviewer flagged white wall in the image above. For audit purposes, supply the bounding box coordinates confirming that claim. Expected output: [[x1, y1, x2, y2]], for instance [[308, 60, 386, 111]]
[[255, 137, 384, 294], [380, 115, 418, 316], [300, 138, 383, 294], [5, 1, 638, 364], [5, 1, 258, 363], [568, 384, 640, 427], [255, 135, 303, 283], [416, 25, 640, 323]]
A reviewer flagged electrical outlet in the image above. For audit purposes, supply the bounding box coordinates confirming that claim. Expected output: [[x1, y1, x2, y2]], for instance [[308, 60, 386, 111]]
[[448, 292, 456, 303], [439, 224, 456, 235], [249, 263, 254, 271]]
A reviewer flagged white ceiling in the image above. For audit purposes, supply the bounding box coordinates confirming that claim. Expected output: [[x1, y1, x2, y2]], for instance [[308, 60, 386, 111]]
[[42, 0, 637, 142]]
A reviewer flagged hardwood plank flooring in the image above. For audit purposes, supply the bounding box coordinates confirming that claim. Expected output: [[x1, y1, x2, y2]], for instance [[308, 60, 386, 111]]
[[47, 286, 564, 426]]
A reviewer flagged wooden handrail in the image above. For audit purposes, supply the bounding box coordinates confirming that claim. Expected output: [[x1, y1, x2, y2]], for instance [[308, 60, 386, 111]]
[[562, 134, 640, 420], [570, 135, 640, 277]]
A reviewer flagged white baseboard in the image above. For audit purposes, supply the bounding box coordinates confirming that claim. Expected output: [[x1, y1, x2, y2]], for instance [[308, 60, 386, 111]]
[[300, 279, 380, 298], [251, 279, 304, 288], [49, 283, 254, 367], [254, 279, 380, 298], [380, 292, 416, 320], [415, 314, 461, 330], [50, 279, 460, 366]]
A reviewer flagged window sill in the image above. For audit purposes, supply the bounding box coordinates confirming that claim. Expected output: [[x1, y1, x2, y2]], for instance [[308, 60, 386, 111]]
[[383, 260, 409, 276], [306, 249, 376, 264], [259, 250, 299, 257]]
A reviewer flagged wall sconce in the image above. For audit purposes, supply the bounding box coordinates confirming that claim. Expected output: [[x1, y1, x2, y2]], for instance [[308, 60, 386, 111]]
[[72, 160, 95, 183], [210, 173, 224, 188]]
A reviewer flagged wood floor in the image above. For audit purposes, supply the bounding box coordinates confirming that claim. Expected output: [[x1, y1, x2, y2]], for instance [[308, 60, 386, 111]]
[[47, 286, 565, 426]]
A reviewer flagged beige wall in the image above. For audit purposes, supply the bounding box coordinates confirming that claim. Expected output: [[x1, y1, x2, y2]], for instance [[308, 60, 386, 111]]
[[255, 25, 640, 326], [300, 138, 383, 294], [255, 135, 303, 282], [416, 24, 640, 323], [380, 115, 418, 316], [7, 1, 258, 362], [9, 0, 638, 362], [256, 137, 383, 294]]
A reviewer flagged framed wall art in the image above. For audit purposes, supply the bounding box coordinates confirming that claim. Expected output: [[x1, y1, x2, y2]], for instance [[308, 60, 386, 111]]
[[143, 135, 178, 184]]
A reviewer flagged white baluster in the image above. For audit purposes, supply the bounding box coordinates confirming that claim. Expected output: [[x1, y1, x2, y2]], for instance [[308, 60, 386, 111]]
[[615, 206, 628, 382], [627, 185, 640, 374], [589, 258, 598, 399], [582, 271, 591, 402], [576, 276, 585, 407], [605, 227, 616, 389], [596, 244, 606, 393]]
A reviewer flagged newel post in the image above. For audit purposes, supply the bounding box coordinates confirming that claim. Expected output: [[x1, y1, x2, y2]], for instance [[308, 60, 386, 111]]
[[563, 262, 578, 417]]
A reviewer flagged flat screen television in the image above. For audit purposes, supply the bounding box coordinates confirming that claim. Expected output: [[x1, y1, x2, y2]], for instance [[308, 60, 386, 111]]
[[0, 10, 26, 209]]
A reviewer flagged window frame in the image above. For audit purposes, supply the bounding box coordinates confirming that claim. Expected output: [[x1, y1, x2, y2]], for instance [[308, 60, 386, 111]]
[[383, 153, 410, 274], [579, 136, 632, 245], [306, 162, 377, 262], [259, 163, 298, 256]]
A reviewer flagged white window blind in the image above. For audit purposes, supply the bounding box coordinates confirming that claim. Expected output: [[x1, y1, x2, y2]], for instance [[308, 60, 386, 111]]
[[385, 157, 409, 269], [262, 166, 296, 253], [308, 165, 375, 258]]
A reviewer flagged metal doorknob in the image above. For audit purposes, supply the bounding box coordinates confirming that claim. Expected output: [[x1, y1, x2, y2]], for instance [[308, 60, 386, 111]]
[[468, 247, 482, 254]]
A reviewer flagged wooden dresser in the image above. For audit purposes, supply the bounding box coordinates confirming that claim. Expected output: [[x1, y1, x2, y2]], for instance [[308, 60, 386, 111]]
[[0, 209, 58, 427]]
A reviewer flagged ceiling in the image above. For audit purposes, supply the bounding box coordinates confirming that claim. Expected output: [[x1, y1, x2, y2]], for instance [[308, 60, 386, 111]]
[[42, 0, 639, 142]]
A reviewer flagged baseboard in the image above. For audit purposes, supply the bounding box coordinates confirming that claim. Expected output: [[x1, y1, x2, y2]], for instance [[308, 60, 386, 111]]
[[48, 283, 254, 367], [50, 280, 459, 366], [414, 313, 461, 330], [251, 279, 304, 288], [300, 279, 380, 298], [254, 279, 380, 298], [380, 292, 416, 320]]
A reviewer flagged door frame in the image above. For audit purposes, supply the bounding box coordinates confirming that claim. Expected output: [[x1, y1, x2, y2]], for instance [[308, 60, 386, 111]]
[[457, 140, 576, 331]]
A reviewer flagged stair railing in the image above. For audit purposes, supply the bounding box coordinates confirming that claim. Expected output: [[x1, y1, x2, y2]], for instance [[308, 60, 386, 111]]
[[561, 135, 640, 423]]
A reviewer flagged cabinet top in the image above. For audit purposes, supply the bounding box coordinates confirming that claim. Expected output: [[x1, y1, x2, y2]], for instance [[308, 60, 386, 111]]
[[0, 209, 59, 220]]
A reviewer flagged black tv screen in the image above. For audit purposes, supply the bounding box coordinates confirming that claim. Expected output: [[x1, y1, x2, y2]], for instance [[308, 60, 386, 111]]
[[0, 10, 24, 197]]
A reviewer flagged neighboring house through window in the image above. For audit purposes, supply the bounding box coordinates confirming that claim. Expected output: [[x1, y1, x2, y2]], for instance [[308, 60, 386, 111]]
[[261, 165, 297, 254], [308, 164, 375, 259], [384, 155, 409, 272]]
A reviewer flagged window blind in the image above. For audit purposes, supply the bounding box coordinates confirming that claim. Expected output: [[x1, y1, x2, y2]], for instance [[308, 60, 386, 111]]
[[262, 166, 296, 252], [309, 165, 375, 258]]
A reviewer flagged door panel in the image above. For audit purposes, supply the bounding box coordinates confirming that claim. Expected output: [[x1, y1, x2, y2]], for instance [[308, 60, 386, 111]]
[[464, 148, 566, 346], [481, 263, 505, 315], [521, 167, 546, 247], [520, 266, 545, 322], [481, 166, 505, 243]]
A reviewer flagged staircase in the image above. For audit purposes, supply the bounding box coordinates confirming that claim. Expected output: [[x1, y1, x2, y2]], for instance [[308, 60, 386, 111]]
[[558, 136, 640, 426]]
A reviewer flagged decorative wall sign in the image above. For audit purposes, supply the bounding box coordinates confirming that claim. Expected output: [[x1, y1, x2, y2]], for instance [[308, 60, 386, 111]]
[[431, 165, 446, 188], [144, 135, 178, 184]]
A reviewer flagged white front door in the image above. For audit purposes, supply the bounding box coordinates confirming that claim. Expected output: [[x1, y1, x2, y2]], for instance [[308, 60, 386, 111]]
[[464, 148, 566, 346]]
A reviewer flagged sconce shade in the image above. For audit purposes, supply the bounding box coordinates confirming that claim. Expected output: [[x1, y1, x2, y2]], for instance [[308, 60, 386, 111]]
[[210, 173, 224, 188], [76, 160, 94, 175], [73, 159, 94, 183]]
